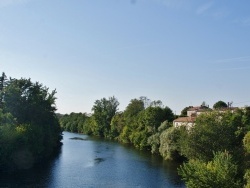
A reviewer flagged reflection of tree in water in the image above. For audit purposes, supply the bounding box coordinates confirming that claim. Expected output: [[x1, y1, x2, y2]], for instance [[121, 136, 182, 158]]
[[0, 145, 62, 187]]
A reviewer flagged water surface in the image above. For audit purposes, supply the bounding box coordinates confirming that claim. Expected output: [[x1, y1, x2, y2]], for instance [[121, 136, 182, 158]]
[[0, 132, 185, 187]]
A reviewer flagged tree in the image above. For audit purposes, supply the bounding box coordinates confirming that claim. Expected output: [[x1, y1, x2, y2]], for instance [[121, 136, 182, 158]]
[[0, 72, 7, 108], [91, 96, 119, 137], [178, 152, 242, 188], [213, 100, 228, 109], [119, 98, 144, 144], [110, 112, 125, 139], [59, 113, 89, 133], [124, 98, 144, 119], [201, 101, 209, 108], [147, 120, 171, 154], [179, 111, 244, 162], [128, 106, 174, 150], [150, 100, 163, 108], [159, 126, 184, 160], [180, 106, 193, 117], [0, 77, 62, 170], [139, 96, 151, 108], [244, 131, 250, 154]]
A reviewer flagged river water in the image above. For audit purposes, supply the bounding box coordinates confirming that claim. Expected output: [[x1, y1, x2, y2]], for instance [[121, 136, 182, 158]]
[[0, 132, 185, 187]]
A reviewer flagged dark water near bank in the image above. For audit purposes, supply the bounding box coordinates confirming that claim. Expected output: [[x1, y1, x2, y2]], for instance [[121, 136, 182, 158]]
[[0, 132, 185, 187]]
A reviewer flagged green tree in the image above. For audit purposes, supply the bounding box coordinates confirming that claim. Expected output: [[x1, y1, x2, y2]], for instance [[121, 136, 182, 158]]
[[123, 98, 144, 119], [178, 152, 242, 188], [179, 111, 245, 162], [150, 100, 163, 107], [159, 126, 184, 160], [0, 72, 7, 108], [213, 100, 228, 109], [91, 96, 119, 137], [147, 120, 171, 154], [129, 106, 174, 150], [59, 112, 89, 133], [244, 131, 250, 154], [110, 112, 125, 139], [0, 77, 62, 169], [118, 98, 144, 144], [243, 132, 250, 188]]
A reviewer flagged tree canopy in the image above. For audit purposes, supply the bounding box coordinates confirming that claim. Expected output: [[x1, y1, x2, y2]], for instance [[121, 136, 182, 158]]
[[0, 74, 62, 170], [213, 100, 228, 109]]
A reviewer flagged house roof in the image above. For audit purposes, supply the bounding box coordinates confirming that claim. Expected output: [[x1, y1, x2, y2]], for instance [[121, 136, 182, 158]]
[[173, 116, 196, 123], [187, 106, 201, 111], [188, 106, 211, 112]]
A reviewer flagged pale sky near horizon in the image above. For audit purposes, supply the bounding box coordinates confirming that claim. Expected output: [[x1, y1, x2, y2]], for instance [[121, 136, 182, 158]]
[[1, 0, 250, 115]]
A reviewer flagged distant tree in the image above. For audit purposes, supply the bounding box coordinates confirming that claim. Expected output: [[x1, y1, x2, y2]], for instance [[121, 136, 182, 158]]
[[139, 96, 151, 108], [92, 96, 119, 137], [0, 72, 7, 108], [163, 106, 175, 122], [150, 100, 163, 108], [59, 113, 89, 133], [180, 106, 193, 117], [124, 98, 144, 119], [201, 101, 209, 108], [0, 72, 7, 91], [213, 100, 228, 109]]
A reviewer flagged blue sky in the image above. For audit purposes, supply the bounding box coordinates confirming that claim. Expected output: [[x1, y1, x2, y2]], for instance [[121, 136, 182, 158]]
[[1, 0, 250, 114]]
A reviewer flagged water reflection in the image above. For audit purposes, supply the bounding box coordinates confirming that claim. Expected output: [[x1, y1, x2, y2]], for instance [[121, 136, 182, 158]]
[[0, 146, 62, 188], [0, 132, 185, 188]]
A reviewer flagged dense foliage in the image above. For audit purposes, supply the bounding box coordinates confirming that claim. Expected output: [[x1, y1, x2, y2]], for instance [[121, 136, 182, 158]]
[[59, 112, 89, 133], [178, 152, 242, 188], [178, 108, 250, 187], [0, 73, 62, 170], [60, 97, 175, 152]]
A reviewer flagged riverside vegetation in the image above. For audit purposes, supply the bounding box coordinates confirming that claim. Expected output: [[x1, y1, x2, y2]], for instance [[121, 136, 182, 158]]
[[59, 96, 250, 188], [0, 73, 62, 171], [2, 71, 250, 187]]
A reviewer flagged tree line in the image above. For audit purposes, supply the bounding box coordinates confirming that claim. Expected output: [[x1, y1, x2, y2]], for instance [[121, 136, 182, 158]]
[[59, 96, 175, 151], [0, 73, 62, 171], [60, 97, 250, 187]]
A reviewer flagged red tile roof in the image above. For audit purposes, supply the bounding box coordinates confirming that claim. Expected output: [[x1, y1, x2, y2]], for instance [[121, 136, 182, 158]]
[[173, 116, 196, 123]]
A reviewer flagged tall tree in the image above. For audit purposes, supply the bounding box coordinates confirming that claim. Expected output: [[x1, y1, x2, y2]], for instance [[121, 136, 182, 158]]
[[92, 96, 119, 137], [124, 98, 144, 119], [0, 72, 7, 108], [0, 77, 62, 170]]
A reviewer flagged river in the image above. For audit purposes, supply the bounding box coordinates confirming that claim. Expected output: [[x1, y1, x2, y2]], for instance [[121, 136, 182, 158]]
[[0, 132, 185, 187]]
